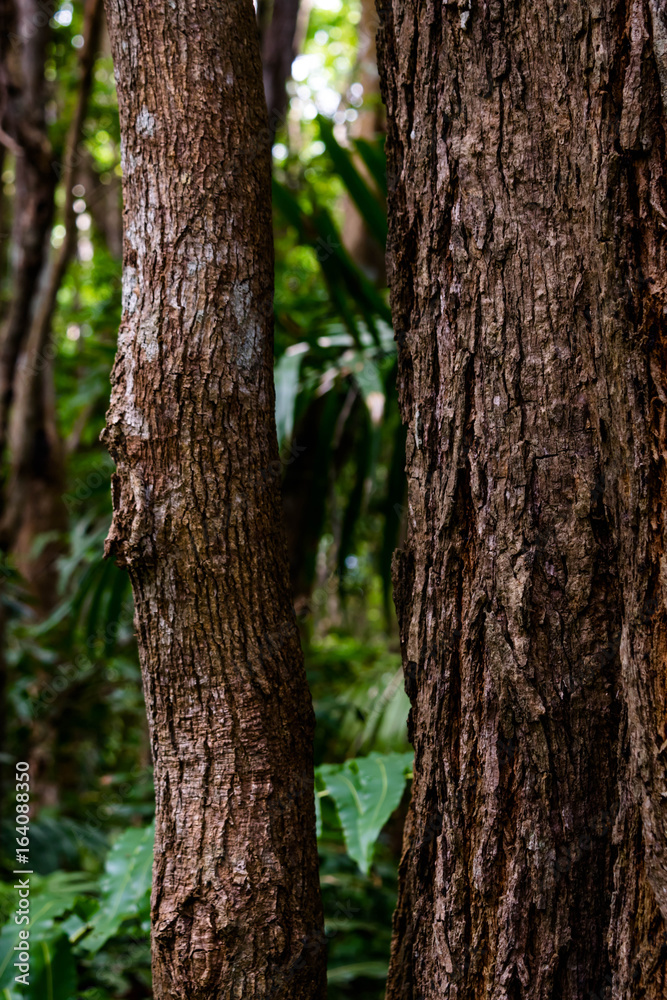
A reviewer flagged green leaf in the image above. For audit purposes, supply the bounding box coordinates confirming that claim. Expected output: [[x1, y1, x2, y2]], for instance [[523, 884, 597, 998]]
[[83, 556, 115, 639], [0, 873, 93, 991], [274, 345, 308, 448], [0, 934, 76, 1000], [272, 179, 392, 344], [316, 751, 413, 874], [353, 137, 387, 196], [272, 178, 304, 233], [30, 933, 77, 1000], [79, 823, 154, 954], [309, 204, 390, 331], [102, 568, 131, 656], [317, 116, 387, 245], [327, 960, 389, 984]]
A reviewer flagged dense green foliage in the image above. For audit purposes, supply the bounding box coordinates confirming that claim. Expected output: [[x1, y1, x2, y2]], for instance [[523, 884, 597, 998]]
[[0, 2, 409, 997]]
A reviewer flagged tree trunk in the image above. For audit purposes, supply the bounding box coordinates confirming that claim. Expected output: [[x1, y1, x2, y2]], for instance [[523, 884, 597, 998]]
[[342, 0, 386, 284], [259, 0, 301, 134], [0, 0, 63, 810], [0, 0, 54, 454], [102, 2, 326, 999], [4, 0, 102, 609], [377, 1, 667, 997]]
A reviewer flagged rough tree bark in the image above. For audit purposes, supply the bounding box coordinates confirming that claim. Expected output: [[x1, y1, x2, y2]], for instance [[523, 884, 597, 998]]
[[102, 2, 326, 999], [377, 1, 667, 997]]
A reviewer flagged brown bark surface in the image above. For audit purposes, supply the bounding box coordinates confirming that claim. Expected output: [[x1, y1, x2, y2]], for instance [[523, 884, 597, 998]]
[[102, 2, 326, 999], [377, 1, 667, 997]]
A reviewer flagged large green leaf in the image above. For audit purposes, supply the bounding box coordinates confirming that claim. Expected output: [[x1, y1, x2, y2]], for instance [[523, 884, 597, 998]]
[[316, 751, 413, 875], [353, 136, 387, 196], [309, 204, 390, 332], [0, 872, 92, 992], [79, 823, 153, 954], [0, 934, 76, 1000], [31, 933, 77, 1000], [272, 179, 392, 344], [274, 345, 308, 448], [317, 116, 387, 245]]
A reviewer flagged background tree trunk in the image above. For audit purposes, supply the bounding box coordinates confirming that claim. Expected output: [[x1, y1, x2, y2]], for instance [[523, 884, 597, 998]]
[[0, 0, 51, 442], [0, 0, 54, 807], [377, 1, 667, 997], [341, 0, 386, 285], [0, 0, 94, 810], [102, 2, 326, 998], [0, 0, 54, 454], [4, 0, 102, 609], [259, 0, 301, 135]]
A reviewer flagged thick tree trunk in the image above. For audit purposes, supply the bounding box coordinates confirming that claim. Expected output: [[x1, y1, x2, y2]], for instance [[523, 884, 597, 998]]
[[377, 1, 667, 998], [102, 3, 326, 999]]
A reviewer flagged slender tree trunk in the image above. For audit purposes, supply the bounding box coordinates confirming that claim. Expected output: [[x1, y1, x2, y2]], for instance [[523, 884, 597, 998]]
[[4, 0, 102, 607], [76, 20, 123, 260], [0, 0, 54, 453], [0, 0, 102, 811], [259, 0, 301, 133], [80, 148, 123, 259], [377, 1, 667, 997], [342, 0, 386, 284], [102, 3, 326, 999], [0, 0, 60, 809]]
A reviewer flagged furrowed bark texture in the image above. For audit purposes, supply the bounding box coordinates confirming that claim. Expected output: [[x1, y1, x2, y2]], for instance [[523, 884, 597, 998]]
[[377, 1, 667, 997], [102, 3, 326, 998]]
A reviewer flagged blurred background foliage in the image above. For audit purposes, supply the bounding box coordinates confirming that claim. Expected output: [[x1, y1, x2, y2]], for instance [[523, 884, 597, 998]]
[[0, 0, 410, 997]]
